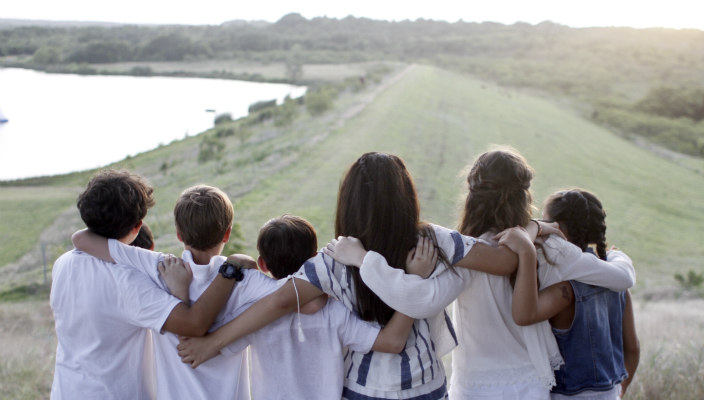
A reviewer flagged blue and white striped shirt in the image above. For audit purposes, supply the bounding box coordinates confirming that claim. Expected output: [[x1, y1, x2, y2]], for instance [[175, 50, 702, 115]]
[[294, 224, 476, 399]]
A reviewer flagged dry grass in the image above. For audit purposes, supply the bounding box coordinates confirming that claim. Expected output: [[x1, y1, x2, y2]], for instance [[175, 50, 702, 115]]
[[0, 301, 55, 400], [1, 297, 702, 399], [626, 299, 704, 399]]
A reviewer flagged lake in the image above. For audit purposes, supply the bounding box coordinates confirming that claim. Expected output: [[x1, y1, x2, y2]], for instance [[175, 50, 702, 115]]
[[0, 68, 306, 181]]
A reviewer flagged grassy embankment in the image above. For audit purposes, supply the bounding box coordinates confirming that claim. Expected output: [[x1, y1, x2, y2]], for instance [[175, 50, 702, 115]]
[[1, 64, 703, 399]]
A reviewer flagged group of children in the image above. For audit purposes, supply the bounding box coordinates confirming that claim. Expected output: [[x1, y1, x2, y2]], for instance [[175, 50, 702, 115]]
[[50, 147, 639, 400]]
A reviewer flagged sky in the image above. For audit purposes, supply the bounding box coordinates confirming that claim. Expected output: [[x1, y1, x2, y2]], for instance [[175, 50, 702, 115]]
[[2, 0, 703, 30]]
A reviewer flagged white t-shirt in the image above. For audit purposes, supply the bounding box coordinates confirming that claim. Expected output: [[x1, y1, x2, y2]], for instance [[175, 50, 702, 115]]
[[108, 239, 278, 400], [50, 249, 182, 399], [222, 290, 380, 400]]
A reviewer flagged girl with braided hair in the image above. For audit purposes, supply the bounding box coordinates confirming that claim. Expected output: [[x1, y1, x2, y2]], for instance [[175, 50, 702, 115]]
[[500, 189, 640, 399], [328, 148, 637, 399]]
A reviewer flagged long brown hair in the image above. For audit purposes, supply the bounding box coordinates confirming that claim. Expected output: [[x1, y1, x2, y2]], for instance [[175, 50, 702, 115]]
[[544, 189, 608, 260], [335, 152, 425, 325], [458, 147, 534, 237]]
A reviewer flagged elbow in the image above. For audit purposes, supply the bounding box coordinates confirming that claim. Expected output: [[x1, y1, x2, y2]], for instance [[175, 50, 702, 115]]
[[512, 310, 533, 326], [388, 340, 407, 354], [625, 338, 641, 358]]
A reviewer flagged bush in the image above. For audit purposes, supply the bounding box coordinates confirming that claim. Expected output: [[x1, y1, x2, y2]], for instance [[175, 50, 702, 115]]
[[305, 86, 337, 116], [198, 135, 224, 163], [274, 96, 300, 126], [674, 270, 704, 289], [248, 99, 277, 114], [214, 113, 233, 125], [214, 126, 236, 138]]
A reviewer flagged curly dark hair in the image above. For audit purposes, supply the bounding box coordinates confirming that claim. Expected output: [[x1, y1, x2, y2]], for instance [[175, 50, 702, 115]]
[[77, 170, 155, 239], [544, 189, 607, 260]]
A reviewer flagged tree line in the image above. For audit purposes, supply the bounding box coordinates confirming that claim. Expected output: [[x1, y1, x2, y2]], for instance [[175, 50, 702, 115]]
[[2, 13, 703, 156]]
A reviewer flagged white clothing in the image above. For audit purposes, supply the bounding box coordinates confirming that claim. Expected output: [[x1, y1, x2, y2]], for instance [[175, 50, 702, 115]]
[[108, 240, 278, 400], [50, 249, 182, 399], [358, 233, 636, 399], [293, 224, 476, 399], [536, 235, 635, 290], [222, 292, 380, 400]]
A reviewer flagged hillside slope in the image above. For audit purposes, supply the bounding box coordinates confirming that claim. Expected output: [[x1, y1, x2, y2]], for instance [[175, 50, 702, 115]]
[[1, 65, 702, 293]]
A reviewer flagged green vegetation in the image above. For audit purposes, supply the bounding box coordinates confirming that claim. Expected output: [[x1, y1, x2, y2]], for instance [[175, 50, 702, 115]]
[[3, 17, 704, 156], [0, 50, 703, 399], [675, 270, 704, 294], [0, 283, 50, 303]]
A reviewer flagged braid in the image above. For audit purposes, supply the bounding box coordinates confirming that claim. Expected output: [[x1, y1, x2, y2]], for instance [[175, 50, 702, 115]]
[[582, 191, 608, 260], [545, 189, 608, 260]]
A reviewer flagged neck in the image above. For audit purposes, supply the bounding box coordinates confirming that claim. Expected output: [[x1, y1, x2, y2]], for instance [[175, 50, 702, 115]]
[[185, 245, 222, 265]]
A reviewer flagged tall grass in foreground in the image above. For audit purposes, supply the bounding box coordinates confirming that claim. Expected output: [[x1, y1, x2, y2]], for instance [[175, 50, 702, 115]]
[[0, 301, 54, 400], [627, 299, 704, 399], [0, 298, 702, 399]]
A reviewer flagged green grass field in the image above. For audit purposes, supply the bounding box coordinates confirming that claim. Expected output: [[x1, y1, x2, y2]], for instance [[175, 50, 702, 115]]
[[1, 63, 703, 398], [2, 64, 703, 288]]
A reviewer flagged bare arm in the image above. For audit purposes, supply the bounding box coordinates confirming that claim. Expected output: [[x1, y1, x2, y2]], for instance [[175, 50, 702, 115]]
[[177, 277, 323, 368], [72, 229, 114, 262], [492, 227, 571, 326], [514, 280, 574, 326], [371, 312, 415, 354], [620, 290, 640, 397], [161, 272, 236, 337], [455, 242, 518, 276]]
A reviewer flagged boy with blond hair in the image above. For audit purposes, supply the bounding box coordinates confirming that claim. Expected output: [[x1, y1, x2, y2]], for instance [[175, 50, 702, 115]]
[[52, 171, 235, 399]]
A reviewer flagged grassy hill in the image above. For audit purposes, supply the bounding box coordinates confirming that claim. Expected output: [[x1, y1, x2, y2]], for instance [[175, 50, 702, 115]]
[[1, 64, 703, 295], [2, 63, 704, 399]]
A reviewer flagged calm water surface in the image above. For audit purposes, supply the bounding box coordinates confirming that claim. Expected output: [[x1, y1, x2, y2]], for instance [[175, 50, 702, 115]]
[[0, 68, 305, 180]]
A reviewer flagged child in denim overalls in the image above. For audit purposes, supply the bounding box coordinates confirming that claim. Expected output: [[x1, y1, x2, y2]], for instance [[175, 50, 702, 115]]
[[503, 189, 640, 399]]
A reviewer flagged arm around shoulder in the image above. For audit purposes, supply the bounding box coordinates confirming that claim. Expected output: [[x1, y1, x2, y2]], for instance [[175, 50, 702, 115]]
[[359, 251, 467, 319], [162, 274, 236, 337], [371, 312, 414, 354]]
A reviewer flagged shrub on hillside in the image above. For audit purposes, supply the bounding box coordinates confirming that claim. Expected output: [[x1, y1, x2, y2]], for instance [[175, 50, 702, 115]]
[[198, 134, 224, 163], [248, 99, 277, 114], [674, 270, 704, 290], [305, 86, 337, 116], [214, 113, 233, 125], [274, 96, 300, 126]]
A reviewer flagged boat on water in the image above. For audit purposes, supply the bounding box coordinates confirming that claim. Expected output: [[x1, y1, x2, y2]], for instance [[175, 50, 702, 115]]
[[0, 108, 7, 123]]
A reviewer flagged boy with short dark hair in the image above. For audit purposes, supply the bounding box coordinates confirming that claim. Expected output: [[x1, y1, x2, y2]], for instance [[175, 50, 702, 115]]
[[73, 184, 276, 399], [213, 215, 415, 400], [51, 170, 235, 399]]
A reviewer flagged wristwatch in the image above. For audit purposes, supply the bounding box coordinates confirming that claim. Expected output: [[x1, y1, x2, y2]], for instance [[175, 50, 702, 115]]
[[219, 261, 244, 281]]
